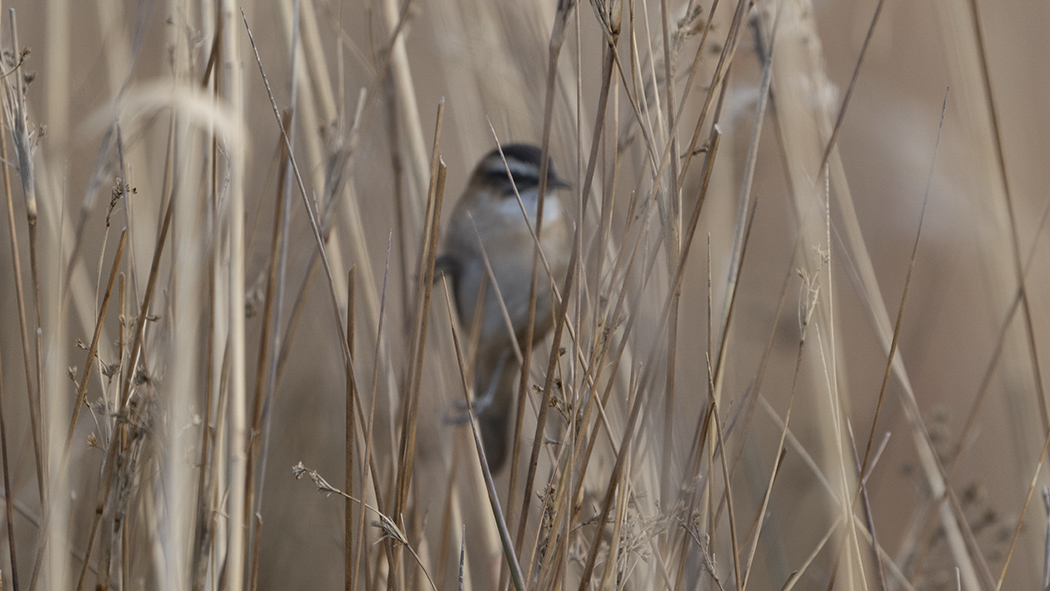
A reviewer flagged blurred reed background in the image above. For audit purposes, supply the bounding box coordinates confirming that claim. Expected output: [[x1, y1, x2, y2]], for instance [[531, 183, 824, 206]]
[[0, 0, 1046, 589]]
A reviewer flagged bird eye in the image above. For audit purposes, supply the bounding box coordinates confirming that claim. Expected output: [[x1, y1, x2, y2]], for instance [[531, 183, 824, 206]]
[[486, 161, 540, 190]]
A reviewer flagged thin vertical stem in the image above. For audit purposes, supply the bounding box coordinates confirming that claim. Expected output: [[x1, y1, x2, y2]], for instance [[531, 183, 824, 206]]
[[345, 267, 357, 591]]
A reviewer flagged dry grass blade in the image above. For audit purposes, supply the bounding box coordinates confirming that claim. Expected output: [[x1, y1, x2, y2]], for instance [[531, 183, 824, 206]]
[[760, 397, 915, 591], [5, 0, 1049, 587], [818, 0, 885, 171], [859, 88, 947, 480], [840, 88, 944, 591], [996, 426, 1050, 589], [242, 10, 353, 367], [705, 194, 757, 591], [964, 0, 1048, 431], [678, 0, 750, 182], [708, 355, 743, 591], [740, 252, 820, 591], [846, 421, 888, 591], [920, 191, 1050, 580]]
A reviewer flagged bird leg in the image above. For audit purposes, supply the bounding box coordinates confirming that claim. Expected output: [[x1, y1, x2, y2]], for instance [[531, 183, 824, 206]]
[[446, 349, 510, 424]]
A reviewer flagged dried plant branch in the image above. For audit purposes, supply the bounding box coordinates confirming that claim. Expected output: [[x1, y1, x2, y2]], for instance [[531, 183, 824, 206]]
[[292, 463, 440, 591], [64, 229, 127, 454]]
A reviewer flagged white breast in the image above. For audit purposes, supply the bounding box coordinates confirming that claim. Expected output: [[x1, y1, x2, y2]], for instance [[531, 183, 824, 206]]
[[495, 188, 564, 228]]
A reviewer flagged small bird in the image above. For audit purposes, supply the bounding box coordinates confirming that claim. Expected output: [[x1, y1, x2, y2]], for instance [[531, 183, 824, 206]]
[[438, 143, 571, 472]]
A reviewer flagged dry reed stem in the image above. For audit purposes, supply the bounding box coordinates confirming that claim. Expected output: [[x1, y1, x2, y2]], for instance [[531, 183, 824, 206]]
[[806, 5, 889, 578], [354, 236, 393, 591], [379, 0, 428, 227], [2, 21, 47, 534], [577, 121, 720, 590], [391, 99, 445, 588], [763, 1, 970, 588], [220, 2, 248, 589], [345, 266, 356, 591], [0, 220, 18, 590], [0, 26, 43, 507], [241, 18, 393, 579], [672, 211, 741, 588], [669, 48, 735, 583], [510, 0, 577, 555], [709, 201, 759, 591], [0, 0, 1041, 586], [656, 0, 682, 504], [189, 18, 225, 590], [677, 0, 748, 186], [560, 152, 667, 490], [244, 88, 296, 590], [66, 110, 179, 591], [718, 0, 777, 402], [434, 442, 459, 588], [441, 281, 526, 591], [544, 165, 666, 591], [521, 208, 651, 586], [242, 11, 352, 367], [843, 88, 948, 591]]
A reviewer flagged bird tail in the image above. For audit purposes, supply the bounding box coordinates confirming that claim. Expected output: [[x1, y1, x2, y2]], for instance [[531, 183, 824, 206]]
[[476, 352, 520, 473]]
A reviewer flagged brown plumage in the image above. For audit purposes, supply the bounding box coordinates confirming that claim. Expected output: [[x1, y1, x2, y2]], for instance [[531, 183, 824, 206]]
[[439, 144, 571, 472]]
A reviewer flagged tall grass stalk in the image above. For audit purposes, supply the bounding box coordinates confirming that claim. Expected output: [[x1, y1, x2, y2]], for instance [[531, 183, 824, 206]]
[[0, 0, 1045, 588]]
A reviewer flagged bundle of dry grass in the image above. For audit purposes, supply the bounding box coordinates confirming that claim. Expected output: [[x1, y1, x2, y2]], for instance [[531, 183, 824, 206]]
[[0, 0, 1045, 589]]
